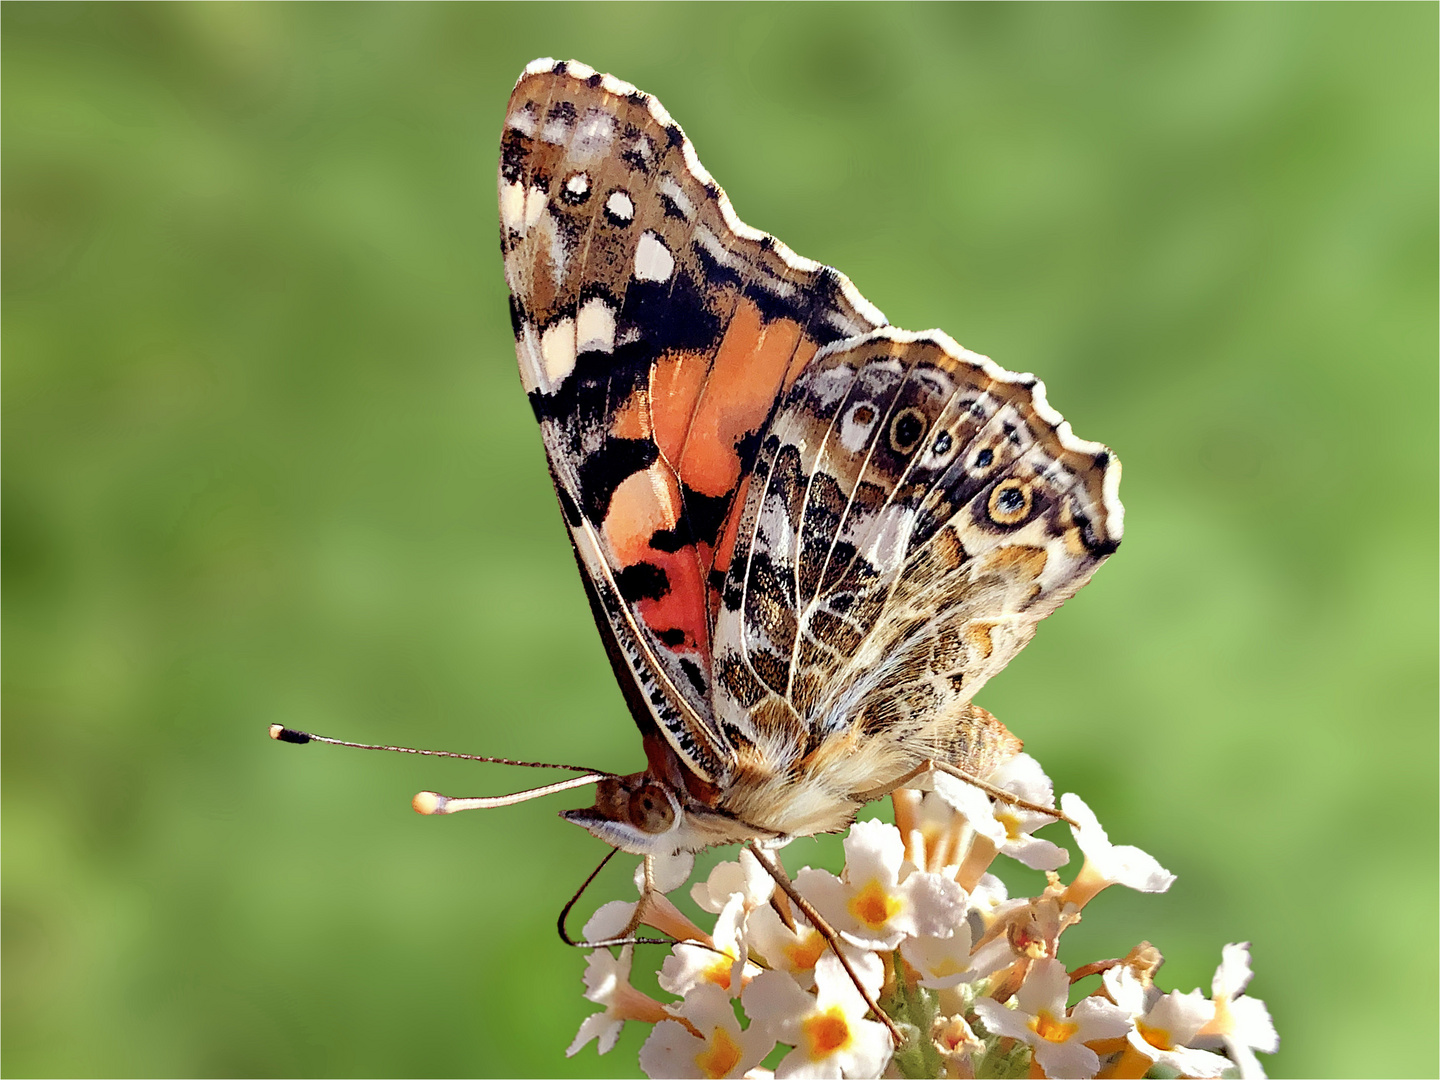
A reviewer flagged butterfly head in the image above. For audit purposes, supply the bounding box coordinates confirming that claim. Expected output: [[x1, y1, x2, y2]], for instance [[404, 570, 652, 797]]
[[560, 771, 692, 856], [559, 731, 780, 855]]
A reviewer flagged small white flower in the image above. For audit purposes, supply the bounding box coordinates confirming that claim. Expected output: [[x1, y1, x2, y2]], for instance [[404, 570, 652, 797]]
[[967, 933, 1023, 982], [746, 902, 830, 990], [933, 1012, 984, 1058], [1060, 793, 1175, 909], [742, 952, 892, 1079], [932, 770, 1008, 847], [645, 850, 699, 894], [798, 819, 967, 949], [972, 957, 1131, 1079], [899, 919, 975, 989], [639, 982, 775, 1079], [692, 849, 775, 914], [660, 892, 762, 997], [988, 755, 1071, 871], [1193, 942, 1280, 1079], [934, 755, 1070, 871], [584, 853, 710, 945], [967, 872, 1010, 921], [1104, 966, 1233, 1077], [567, 946, 669, 1057]]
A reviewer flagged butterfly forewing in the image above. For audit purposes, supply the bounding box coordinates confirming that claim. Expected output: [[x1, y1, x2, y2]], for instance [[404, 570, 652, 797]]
[[499, 60, 886, 783]]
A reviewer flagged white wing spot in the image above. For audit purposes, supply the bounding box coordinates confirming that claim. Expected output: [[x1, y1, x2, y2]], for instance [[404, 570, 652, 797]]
[[606, 190, 634, 223], [840, 401, 880, 453], [539, 318, 577, 388], [578, 112, 615, 142], [634, 231, 674, 283], [540, 114, 571, 145], [695, 226, 738, 268], [515, 321, 542, 394], [573, 111, 616, 159], [506, 106, 537, 137], [500, 182, 526, 231], [576, 298, 616, 355], [864, 505, 913, 573], [658, 176, 694, 220], [627, 135, 654, 164], [524, 185, 546, 229]]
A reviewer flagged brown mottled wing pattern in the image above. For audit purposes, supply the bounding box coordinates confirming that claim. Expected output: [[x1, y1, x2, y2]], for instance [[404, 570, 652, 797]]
[[498, 59, 885, 783], [712, 328, 1123, 784]]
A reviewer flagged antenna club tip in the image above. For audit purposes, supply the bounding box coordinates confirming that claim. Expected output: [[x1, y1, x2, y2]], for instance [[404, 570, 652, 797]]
[[270, 725, 311, 744], [413, 791, 447, 815]]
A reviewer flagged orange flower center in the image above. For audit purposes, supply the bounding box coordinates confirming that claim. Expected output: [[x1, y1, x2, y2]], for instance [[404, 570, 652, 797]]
[[703, 954, 735, 991], [803, 1006, 853, 1058], [1031, 1009, 1078, 1043], [695, 1025, 743, 1079], [1138, 1020, 1174, 1051], [927, 956, 966, 978], [997, 810, 1023, 840], [848, 879, 902, 930], [783, 929, 827, 972]]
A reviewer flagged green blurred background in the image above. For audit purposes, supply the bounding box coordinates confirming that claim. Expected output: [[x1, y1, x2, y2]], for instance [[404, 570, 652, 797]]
[[4, 4, 1435, 1077]]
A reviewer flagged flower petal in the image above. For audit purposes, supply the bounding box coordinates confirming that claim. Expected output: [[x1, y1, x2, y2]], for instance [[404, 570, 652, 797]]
[[632, 850, 696, 895], [1001, 833, 1070, 871], [1070, 996, 1134, 1043], [1014, 957, 1070, 1019], [896, 869, 968, 938], [842, 819, 905, 886], [741, 969, 812, 1043], [1033, 1038, 1103, 1080], [973, 997, 1033, 1042], [932, 773, 1007, 846], [1062, 794, 1175, 893], [567, 1010, 623, 1057], [584, 900, 637, 943], [1214, 941, 1255, 999]]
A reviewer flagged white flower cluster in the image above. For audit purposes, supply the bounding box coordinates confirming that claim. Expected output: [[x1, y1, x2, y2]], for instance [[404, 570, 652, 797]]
[[567, 755, 1278, 1079]]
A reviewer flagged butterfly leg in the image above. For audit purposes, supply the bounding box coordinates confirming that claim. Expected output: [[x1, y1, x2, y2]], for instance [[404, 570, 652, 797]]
[[931, 760, 1077, 827], [745, 841, 906, 1046], [853, 760, 1076, 827], [850, 759, 938, 802]]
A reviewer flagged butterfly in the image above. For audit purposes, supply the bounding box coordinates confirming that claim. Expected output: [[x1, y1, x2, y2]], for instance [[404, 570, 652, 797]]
[[492, 58, 1123, 863]]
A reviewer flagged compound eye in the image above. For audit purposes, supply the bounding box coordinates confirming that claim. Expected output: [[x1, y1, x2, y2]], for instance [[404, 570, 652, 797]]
[[627, 783, 677, 834]]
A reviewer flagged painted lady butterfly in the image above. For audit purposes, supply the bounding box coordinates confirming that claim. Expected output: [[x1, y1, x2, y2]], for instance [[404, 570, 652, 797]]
[[494, 58, 1124, 863]]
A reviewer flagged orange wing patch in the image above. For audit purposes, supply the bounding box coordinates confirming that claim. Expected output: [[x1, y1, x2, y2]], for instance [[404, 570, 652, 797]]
[[679, 301, 804, 500], [651, 350, 711, 466], [602, 463, 713, 657]]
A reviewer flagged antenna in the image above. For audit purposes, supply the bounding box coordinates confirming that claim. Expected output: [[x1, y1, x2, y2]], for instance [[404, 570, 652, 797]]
[[268, 724, 608, 774], [268, 724, 614, 813]]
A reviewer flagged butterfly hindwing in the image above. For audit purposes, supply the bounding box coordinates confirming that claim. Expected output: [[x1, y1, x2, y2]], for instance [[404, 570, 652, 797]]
[[499, 59, 886, 783], [712, 329, 1123, 783]]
